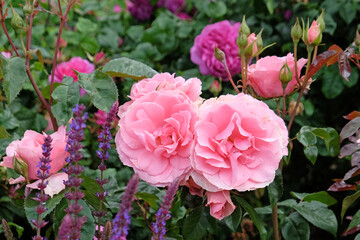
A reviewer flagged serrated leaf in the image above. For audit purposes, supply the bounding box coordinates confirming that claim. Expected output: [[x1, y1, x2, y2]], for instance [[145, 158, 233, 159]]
[[41, 82, 62, 100], [233, 196, 267, 240], [77, 70, 118, 112], [268, 169, 283, 208], [0, 109, 20, 130], [341, 190, 360, 221], [102, 57, 158, 80], [183, 206, 207, 240], [279, 200, 337, 237], [348, 209, 360, 230], [25, 190, 65, 227], [51, 77, 80, 125], [281, 212, 310, 240], [1, 56, 26, 104]]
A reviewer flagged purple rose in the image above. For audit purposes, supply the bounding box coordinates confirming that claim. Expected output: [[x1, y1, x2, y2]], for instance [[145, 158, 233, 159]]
[[190, 20, 241, 79], [165, 0, 185, 13], [128, 0, 153, 21]]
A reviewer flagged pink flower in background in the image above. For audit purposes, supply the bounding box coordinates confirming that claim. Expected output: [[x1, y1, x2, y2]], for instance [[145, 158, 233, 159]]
[[49, 57, 95, 96], [284, 10, 292, 21], [113, 4, 122, 13], [190, 20, 241, 79], [119, 73, 202, 117], [128, 0, 153, 21], [1, 51, 11, 58], [94, 109, 118, 126], [0, 126, 69, 194], [115, 90, 199, 187], [191, 94, 288, 192], [308, 20, 321, 44], [247, 53, 307, 98], [206, 191, 236, 220], [176, 12, 191, 20]]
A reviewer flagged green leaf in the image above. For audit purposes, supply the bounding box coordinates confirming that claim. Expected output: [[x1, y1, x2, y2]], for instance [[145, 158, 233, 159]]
[[0, 126, 10, 139], [341, 190, 360, 221], [356, 233, 360, 240], [51, 77, 80, 126], [339, 1, 356, 24], [81, 176, 107, 212], [264, 0, 276, 14], [281, 212, 310, 240], [80, 36, 99, 54], [0, 138, 13, 155], [348, 209, 360, 230], [296, 128, 317, 146], [268, 169, 283, 208], [77, 70, 118, 112], [7, 222, 24, 238], [41, 82, 62, 100], [224, 197, 242, 232], [321, 70, 344, 99], [304, 146, 318, 165], [25, 190, 65, 227], [127, 25, 145, 42], [291, 191, 337, 207], [136, 192, 159, 209], [1, 56, 26, 104], [182, 206, 207, 240], [204, 1, 227, 18], [102, 57, 158, 80], [0, 109, 20, 130], [76, 17, 98, 33], [279, 200, 337, 237], [233, 196, 267, 240], [54, 198, 95, 239]]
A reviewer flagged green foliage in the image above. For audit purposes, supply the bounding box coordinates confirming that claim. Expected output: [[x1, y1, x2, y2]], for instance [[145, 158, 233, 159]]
[[268, 169, 283, 208], [182, 206, 207, 240], [341, 190, 360, 221], [291, 191, 337, 207], [280, 212, 310, 240]]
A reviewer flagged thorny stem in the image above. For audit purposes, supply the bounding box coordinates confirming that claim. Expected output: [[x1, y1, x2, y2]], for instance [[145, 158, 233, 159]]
[[222, 60, 240, 94], [25, 14, 59, 131], [288, 46, 314, 131], [49, 1, 73, 105]]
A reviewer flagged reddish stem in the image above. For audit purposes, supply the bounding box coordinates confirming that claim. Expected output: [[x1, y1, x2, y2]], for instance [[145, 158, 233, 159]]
[[222, 61, 240, 94], [0, 5, 20, 57]]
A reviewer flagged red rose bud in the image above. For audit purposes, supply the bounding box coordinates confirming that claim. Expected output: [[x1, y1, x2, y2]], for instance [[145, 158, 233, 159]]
[[291, 18, 302, 44], [210, 80, 222, 97], [214, 45, 226, 64], [240, 15, 250, 36], [279, 61, 293, 90], [307, 20, 322, 46]]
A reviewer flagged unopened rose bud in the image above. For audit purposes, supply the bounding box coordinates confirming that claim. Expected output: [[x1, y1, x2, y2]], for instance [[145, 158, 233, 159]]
[[291, 18, 302, 44], [214, 45, 226, 64], [316, 9, 325, 32], [12, 156, 29, 182], [209, 80, 222, 97], [10, 6, 24, 34], [288, 101, 304, 116], [256, 29, 263, 53], [236, 32, 248, 51], [355, 27, 360, 47], [307, 20, 322, 46], [279, 61, 293, 90], [240, 15, 250, 36], [23, 0, 33, 16]]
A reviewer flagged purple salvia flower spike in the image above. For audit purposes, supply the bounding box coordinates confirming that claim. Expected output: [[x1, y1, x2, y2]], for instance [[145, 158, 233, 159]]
[[32, 135, 52, 240], [111, 174, 139, 240], [151, 178, 180, 240]]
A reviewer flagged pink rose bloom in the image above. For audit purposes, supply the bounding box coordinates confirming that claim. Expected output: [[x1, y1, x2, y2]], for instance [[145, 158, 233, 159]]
[[119, 73, 202, 117], [190, 20, 241, 79], [27, 172, 68, 197], [308, 20, 320, 44], [247, 53, 307, 98], [1, 51, 11, 58], [115, 90, 199, 187], [206, 191, 236, 220], [184, 176, 204, 197], [191, 94, 288, 192], [0, 126, 69, 194], [49, 57, 95, 96]]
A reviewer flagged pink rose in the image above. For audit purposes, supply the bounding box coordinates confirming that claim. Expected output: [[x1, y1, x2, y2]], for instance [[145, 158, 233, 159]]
[[308, 20, 320, 44], [247, 53, 307, 98], [247, 33, 258, 56], [27, 172, 68, 197], [184, 176, 204, 197], [206, 191, 236, 220], [1, 51, 11, 58], [190, 20, 241, 79], [191, 94, 288, 192], [113, 4, 122, 13], [119, 73, 201, 117], [115, 90, 199, 187], [49, 57, 95, 96], [0, 126, 69, 195]]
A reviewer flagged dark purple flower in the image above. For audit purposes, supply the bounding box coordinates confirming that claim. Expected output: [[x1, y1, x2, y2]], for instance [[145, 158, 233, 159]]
[[284, 10, 292, 21], [165, 0, 185, 13], [151, 178, 180, 240], [112, 174, 139, 240], [128, 0, 153, 21]]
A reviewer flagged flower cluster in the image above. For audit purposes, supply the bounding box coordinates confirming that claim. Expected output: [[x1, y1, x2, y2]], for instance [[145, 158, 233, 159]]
[[116, 73, 289, 220]]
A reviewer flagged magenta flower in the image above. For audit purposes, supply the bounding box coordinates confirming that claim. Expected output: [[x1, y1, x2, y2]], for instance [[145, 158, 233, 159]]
[[127, 0, 153, 21], [190, 20, 242, 79], [49, 57, 95, 96]]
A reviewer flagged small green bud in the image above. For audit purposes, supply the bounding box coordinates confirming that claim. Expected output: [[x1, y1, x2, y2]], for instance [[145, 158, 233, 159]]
[[240, 15, 250, 36], [354, 27, 360, 47], [316, 9, 325, 32], [256, 29, 263, 53], [209, 80, 222, 97], [291, 18, 302, 44], [279, 61, 293, 90], [23, 0, 33, 16], [214, 45, 226, 64], [236, 32, 248, 51], [12, 156, 29, 182], [10, 6, 24, 34]]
